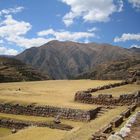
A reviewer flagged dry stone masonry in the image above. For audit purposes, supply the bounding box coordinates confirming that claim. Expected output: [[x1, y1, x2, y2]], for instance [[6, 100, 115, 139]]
[[0, 103, 101, 121], [0, 118, 73, 131], [76, 81, 129, 95], [75, 90, 140, 106]]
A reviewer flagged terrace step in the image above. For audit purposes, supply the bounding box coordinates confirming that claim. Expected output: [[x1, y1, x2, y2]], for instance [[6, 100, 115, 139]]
[[96, 108, 109, 118]]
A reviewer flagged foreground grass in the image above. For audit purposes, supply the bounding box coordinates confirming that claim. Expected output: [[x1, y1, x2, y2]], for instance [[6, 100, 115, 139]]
[[93, 84, 140, 97], [0, 127, 67, 140], [0, 128, 11, 138], [0, 80, 120, 110]]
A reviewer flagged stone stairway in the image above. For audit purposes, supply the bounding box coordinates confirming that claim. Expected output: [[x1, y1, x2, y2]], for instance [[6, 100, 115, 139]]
[[96, 107, 110, 118]]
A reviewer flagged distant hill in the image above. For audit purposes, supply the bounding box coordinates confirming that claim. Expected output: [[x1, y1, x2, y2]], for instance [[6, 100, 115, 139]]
[[129, 47, 140, 53], [15, 40, 140, 79], [0, 56, 49, 82], [75, 59, 140, 80]]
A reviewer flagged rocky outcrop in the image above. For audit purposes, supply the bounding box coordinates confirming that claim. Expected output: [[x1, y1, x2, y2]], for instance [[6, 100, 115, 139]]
[[0, 103, 101, 121]]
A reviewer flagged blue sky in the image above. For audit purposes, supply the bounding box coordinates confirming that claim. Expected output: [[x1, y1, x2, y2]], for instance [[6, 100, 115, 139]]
[[0, 0, 140, 55]]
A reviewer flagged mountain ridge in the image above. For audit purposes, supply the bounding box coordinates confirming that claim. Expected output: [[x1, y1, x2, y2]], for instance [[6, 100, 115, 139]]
[[15, 40, 140, 79]]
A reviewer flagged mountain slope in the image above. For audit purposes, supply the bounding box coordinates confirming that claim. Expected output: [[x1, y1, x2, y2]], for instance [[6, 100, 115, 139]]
[[15, 40, 140, 79], [0, 56, 49, 82], [75, 59, 140, 80]]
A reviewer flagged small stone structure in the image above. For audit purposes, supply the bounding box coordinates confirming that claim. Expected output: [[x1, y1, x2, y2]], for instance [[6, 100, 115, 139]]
[[0, 103, 101, 121], [110, 116, 123, 128], [120, 109, 131, 118], [75, 91, 140, 106], [101, 124, 112, 133]]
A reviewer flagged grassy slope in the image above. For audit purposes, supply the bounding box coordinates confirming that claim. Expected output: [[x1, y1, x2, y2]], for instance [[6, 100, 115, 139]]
[[0, 80, 120, 110]]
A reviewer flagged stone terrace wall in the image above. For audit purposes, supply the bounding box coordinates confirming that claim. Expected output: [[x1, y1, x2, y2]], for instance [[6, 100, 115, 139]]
[[0, 103, 101, 121], [0, 118, 73, 131], [77, 81, 129, 94], [75, 91, 140, 106]]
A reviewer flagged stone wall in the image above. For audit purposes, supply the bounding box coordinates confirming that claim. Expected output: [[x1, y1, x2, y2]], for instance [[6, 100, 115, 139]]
[[76, 81, 129, 95], [0, 103, 101, 121], [75, 91, 140, 106], [0, 118, 73, 131], [91, 105, 137, 140]]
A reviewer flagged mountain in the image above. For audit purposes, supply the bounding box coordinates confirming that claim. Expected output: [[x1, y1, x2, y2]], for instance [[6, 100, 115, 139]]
[[15, 40, 140, 79], [0, 56, 49, 82], [129, 47, 140, 53], [75, 59, 140, 80]]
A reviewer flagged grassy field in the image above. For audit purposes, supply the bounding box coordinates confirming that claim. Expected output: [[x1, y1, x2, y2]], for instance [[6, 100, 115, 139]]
[[0, 127, 67, 140], [0, 80, 120, 110], [93, 84, 140, 97], [0, 80, 139, 140], [0, 128, 11, 138]]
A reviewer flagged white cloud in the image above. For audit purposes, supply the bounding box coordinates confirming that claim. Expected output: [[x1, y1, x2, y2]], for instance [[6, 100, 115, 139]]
[[117, 0, 123, 12], [88, 27, 98, 32], [0, 46, 18, 55], [0, 15, 31, 37], [114, 33, 140, 42], [61, 0, 123, 26], [130, 44, 140, 48], [0, 40, 4, 44], [0, 6, 24, 16], [6, 36, 52, 48], [38, 28, 95, 42], [0, 15, 50, 48], [128, 0, 140, 10], [0, 15, 95, 49]]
